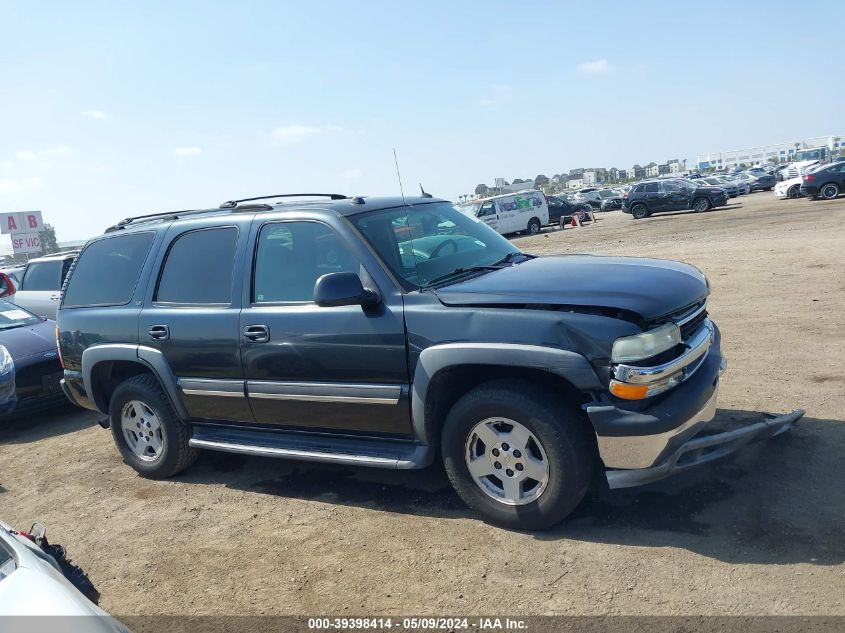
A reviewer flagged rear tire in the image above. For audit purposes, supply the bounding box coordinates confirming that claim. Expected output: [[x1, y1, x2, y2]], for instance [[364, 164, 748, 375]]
[[820, 183, 840, 200], [631, 204, 649, 219], [441, 379, 595, 530], [527, 218, 541, 235], [693, 197, 711, 212], [109, 374, 198, 478]]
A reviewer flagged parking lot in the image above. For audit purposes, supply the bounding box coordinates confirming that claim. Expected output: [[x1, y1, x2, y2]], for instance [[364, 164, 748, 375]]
[[1, 192, 843, 616]]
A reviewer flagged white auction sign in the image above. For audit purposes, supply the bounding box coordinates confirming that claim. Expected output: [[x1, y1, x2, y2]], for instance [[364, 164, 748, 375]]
[[1, 210, 44, 235], [11, 233, 42, 254]]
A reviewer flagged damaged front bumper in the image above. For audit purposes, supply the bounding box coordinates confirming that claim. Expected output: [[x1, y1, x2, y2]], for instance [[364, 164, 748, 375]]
[[588, 323, 804, 488], [604, 407, 804, 489]]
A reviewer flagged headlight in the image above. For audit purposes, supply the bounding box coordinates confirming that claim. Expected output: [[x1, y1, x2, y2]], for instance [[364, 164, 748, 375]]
[[611, 323, 681, 363], [0, 345, 13, 374]]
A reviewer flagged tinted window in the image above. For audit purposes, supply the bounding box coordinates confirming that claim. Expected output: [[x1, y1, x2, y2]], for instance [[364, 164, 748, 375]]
[[643, 183, 659, 193], [63, 233, 155, 307], [663, 181, 682, 192], [632, 184, 644, 193], [254, 222, 360, 303], [20, 260, 63, 291], [156, 227, 238, 304]]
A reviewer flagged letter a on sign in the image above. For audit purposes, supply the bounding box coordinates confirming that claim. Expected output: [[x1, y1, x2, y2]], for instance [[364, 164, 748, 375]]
[[6, 216, 17, 232]]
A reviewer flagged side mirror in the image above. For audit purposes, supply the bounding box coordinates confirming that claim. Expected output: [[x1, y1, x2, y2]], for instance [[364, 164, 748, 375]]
[[314, 272, 380, 308]]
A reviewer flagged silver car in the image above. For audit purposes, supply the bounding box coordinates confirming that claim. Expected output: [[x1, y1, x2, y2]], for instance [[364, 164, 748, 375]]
[[10, 252, 78, 319]]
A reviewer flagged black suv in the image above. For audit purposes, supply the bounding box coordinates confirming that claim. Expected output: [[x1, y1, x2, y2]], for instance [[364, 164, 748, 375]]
[[57, 193, 800, 529], [623, 179, 728, 219], [546, 195, 593, 224]]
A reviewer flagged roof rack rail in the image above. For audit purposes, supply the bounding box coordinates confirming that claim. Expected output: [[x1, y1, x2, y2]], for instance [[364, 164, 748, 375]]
[[104, 208, 219, 233], [34, 249, 81, 258], [219, 193, 348, 208]]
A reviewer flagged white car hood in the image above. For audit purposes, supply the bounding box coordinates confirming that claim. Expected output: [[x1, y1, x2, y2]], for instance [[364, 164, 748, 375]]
[[776, 176, 803, 190], [0, 527, 128, 631]]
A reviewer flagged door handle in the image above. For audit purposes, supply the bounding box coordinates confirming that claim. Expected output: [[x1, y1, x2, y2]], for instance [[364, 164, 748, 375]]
[[49, 294, 60, 301], [243, 325, 270, 343], [148, 325, 170, 341]]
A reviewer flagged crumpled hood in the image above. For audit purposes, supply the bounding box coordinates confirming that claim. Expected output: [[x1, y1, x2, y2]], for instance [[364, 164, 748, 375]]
[[433, 255, 708, 322], [0, 319, 58, 359]]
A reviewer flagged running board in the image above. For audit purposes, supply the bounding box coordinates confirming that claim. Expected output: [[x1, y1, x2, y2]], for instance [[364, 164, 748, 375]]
[[189, 425, 432, 470]]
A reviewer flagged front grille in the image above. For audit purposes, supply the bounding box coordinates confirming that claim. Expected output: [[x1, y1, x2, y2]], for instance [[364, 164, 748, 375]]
[[680, 309, 708, 340]]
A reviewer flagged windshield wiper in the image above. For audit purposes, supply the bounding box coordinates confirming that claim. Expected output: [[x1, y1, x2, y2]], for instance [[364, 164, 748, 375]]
[[491, 251, 533, 266], [423, 265, 504, 288]]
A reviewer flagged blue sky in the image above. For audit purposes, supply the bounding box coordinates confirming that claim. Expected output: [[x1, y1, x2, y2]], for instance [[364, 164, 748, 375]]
[[1, 0, 843, 242]]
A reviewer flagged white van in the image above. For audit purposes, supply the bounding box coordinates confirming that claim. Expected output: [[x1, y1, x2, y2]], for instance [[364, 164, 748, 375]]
[[460, 190, 549, 236]]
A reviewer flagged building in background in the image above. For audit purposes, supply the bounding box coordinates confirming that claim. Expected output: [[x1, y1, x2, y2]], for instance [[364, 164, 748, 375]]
[[696, 135, 843, 171]]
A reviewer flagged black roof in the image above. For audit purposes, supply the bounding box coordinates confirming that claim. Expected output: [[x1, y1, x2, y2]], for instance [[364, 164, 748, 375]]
[[105, 194, 448, 233]]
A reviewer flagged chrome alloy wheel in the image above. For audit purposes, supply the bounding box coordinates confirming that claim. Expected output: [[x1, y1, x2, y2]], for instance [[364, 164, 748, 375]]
[[121, 400, 164, 462], [464, 417, 550, 506]]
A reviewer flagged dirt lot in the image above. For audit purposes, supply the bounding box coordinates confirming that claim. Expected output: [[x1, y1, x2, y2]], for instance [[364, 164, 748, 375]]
[[1, 192, 844, 616]]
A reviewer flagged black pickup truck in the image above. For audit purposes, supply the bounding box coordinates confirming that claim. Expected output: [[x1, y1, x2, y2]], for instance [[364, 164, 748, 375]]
[[56, 193, 802, 529]]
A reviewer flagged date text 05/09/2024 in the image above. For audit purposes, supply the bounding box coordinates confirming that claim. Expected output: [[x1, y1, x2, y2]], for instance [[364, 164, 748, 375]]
[[307, 617, 528, 631]]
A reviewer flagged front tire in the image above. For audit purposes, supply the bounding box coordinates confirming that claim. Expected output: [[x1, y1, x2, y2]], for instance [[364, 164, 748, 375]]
[[441, 380, 595, 530], [527, 217, 541, 235], [787, 184, 800, 199], [631, 204, 649, 219], [693, 197, 711, 212], [820, 183, 840, 200], [109, 374, 199, 478]]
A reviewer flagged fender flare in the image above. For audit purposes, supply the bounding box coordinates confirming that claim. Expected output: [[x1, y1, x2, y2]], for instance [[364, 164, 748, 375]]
[[81, 344, 189, 419], [410, 343, 603, 444]]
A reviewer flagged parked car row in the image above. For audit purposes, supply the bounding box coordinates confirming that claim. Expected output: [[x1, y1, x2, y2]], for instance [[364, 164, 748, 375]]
[[0, 252, 80, 422]]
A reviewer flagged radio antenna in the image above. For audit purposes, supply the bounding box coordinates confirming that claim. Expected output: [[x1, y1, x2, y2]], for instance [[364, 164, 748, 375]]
[[393, 147, 406, 206]]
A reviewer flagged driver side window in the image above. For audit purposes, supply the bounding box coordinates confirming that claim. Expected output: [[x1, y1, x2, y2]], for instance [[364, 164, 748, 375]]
[[253, 222, 363, 303], [478, 201, 496, 217]]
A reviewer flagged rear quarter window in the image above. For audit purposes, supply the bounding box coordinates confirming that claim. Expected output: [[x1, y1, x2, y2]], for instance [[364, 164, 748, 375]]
[[63, 232, 155, 307], [20, 260, 63, 291]]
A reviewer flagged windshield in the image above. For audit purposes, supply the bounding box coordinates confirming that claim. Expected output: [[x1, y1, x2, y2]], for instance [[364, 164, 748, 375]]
[[457, 202, 481, 217], [350, 202, 520, 289], [0, 300, 40, 330]]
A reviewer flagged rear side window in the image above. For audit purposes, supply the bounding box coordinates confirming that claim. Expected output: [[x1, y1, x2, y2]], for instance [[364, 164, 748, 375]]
[[20, 261, 63, 291], [63, 233, 155, 307], [643, 183, 659, 193], [156, 227, 238, 304]]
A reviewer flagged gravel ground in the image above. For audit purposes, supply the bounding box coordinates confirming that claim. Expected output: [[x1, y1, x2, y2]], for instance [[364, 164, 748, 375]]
[[1, 191, 843, 616]]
